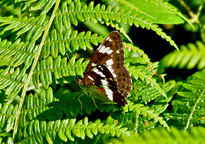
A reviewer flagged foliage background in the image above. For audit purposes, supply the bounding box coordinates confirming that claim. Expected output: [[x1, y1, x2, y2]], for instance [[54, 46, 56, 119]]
[[0, 0, 204, 143]]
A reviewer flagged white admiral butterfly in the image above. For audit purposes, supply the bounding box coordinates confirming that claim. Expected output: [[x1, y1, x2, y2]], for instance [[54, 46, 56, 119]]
[[78, 31, 132, 106]]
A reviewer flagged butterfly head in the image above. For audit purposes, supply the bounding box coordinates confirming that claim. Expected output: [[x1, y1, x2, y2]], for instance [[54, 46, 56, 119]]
[[77, 78, 83, 85], [117, 97, 127, 106]]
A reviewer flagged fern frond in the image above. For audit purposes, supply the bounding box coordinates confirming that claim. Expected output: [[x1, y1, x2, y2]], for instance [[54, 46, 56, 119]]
[[165, 69, 205, 130], [0, 15, 47, 40], [0, 67, 26, 100], [8, 0, 56, 15], [124, 43, 150, 61], [26, 82, 121, 122], [19, 87, 62, 128], [159, 41, 205, 72], [30, 0, 56, 15], [138, 105, 169, 131], [42, 29, 103, 58], [110, 127, 205, 144], [146, 0, 189, 23], [55, 0, 178, 49], [0, 103, 17, 133], [32, 56, 89, 88], [16, 117, 128, 143], [111, 103, 169, 133], [115, 0, 153, 19], [0, 38, 38, 68], [12, 0, 61, 139], [62, 90, 124, 118], [0, 0, 186, 143], [136, 80, 174, 104], [129, 62, 167, 98]]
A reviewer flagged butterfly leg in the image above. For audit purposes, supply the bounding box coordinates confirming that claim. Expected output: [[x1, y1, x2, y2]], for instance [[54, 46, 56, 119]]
[[77, 94, 98, 110], [77, 94, 83, 111], [91, 97, 98, 109]]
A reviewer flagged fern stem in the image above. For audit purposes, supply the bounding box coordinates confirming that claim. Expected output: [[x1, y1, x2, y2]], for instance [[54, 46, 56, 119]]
[[142, 108, 170, 131], [184, 89, 205, 131], [178, 0, 195, 19], [12, 0, 61, 140], [115, 0, 155, 19]]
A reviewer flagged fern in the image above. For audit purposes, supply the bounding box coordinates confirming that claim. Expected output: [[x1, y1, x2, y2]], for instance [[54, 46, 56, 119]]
[[55, 0, 178, 49], [110, 127, 205, 144], [115, 0, 188, 24], [0, 67, 26, 100], [111, 103, 170, 134], [129, 62, 168, 98], [32, 56, 89, 88], [15, 117, 128, 143], [0, 103, 17, 134], [136, 80, 174, 104], [22, 87, 129, 143], [0, 0, 200, 143], [43, 29, 103, 58], [165, 69, 205, 130], [0, 38, 37, 68], [159, 41, 205, 73]]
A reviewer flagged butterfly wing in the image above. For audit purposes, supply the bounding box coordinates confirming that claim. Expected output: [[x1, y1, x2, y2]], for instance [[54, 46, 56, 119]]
[[85, 31, 124, 73], [83, 65, 128, 106], [80, 31, 132, 106]]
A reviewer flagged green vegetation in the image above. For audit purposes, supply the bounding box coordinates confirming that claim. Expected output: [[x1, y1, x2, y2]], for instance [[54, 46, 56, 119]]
[[0, 0, 204, 143]]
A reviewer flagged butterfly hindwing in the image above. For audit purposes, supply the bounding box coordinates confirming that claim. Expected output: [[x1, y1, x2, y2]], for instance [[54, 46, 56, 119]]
[[84, 65, 127, 106]]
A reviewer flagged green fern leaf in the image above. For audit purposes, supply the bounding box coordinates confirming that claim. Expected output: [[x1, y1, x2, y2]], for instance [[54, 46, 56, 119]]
[[110, 127, 205, 144], [136, 80, 174, 104], [0, 38, 38, 68], [0, 15, 47, 40], [165, 69, 205, 130], [19, 87, 62, 127], [15, 117, 128, 143], [0, 0, 186, 143], [33, 56, 88, 88], [129, 62, 167, 98], [111, 103, 169, 133], [159, 41, 205, 73], [43, 29, 103, 58], [0, 103, 17, 133], [55, 0, 178, 49], [0, 67, 26, 100]]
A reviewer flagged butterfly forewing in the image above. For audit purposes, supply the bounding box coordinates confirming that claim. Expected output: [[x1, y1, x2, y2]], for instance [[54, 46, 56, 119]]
[[79, 31, 132, 106]]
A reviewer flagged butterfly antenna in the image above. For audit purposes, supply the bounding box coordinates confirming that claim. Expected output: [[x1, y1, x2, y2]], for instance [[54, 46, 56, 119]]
[[66, 53, 79, 81]]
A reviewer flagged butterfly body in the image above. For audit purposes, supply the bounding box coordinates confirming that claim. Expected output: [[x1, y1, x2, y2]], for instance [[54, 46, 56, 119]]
[[78, 31, 132, 106]]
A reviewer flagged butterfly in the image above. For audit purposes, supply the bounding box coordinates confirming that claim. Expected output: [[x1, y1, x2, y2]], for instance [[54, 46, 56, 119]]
[[78, 31, 132, 106]]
